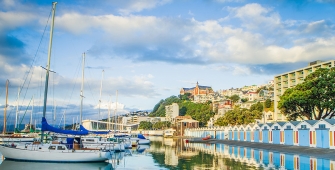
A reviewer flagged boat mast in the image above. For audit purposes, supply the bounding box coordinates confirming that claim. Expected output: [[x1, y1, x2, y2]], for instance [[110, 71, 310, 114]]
[[15, 87, 20, 132], [3, 80, 9, 135], [97, 69, 104, 130], [114, 90, 118, 134], [63, 111, 66, 129], [80, 52, 85, 127], [41, 2, 57, 143], [53, 104, 57, 126], [107, 95, 112, 130], [30, 95, 34, 131]]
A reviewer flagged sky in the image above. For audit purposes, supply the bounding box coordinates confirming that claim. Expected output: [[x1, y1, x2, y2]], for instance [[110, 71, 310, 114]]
[[0, 0, 335, 126]]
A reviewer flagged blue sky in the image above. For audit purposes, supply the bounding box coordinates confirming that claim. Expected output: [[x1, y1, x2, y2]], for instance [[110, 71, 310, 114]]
[[0, 0, 335, 126]]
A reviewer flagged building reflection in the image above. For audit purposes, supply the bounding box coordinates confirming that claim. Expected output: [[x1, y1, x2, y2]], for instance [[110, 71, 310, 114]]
[[186, 142, 333, 170]]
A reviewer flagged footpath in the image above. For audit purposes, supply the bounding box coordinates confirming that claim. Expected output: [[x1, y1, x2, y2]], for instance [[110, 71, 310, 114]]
[[188, 138, 335, 160]]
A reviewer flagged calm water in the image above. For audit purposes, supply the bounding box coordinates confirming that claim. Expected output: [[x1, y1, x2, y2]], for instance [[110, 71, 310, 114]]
[[0, 136, 333, 169]]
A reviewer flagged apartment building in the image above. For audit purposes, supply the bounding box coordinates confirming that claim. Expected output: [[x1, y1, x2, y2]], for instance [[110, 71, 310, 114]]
[[165, 103, 179, 123], [274, 60, 335, 121]]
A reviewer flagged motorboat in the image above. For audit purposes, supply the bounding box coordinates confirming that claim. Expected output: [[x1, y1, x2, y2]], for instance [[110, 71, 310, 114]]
[[81, 136, 126, 152]]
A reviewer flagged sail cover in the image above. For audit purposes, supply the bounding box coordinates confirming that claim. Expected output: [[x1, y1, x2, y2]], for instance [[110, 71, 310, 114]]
[[138, 133, 147, 139], [41, 117, 88, 135], [79, 125, 110, 134]]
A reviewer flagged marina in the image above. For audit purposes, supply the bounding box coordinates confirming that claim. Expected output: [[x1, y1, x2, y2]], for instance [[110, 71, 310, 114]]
[[1, 136, 335, 169]]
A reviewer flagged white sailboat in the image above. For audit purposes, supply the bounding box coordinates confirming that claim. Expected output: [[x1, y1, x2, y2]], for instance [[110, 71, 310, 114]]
[[0, 2, 113, 162], [0, 81, 36, 143]]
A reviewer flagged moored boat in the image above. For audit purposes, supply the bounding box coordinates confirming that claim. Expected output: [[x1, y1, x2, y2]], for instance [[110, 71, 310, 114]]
[[0, 2, 113, 163]]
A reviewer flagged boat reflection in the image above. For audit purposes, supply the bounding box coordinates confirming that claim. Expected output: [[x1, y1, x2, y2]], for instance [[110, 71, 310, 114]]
[[0, 160, 113, 170]]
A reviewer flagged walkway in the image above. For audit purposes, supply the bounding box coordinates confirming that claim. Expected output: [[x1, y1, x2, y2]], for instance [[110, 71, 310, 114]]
[[189, 138, 335, 160]]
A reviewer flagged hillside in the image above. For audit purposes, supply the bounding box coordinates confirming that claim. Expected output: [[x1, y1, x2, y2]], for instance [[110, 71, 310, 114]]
[[149, 95, 215, 127]]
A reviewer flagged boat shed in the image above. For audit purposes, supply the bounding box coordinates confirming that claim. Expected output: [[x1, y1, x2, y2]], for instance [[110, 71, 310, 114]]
[[283, 121, 300, 146], [315, 119, 335, 148], [238, 125, 247, 141], [271, 122, 286, 144], [245, 124, 254, 142], [262, 123, 274, 144], [227, 126, 233, 140], [233, 125, 240, 141], [296, 120, 318, 147]]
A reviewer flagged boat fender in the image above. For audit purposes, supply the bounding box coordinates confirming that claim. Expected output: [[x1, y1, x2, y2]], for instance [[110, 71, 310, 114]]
[[72, 149, 75, 152]]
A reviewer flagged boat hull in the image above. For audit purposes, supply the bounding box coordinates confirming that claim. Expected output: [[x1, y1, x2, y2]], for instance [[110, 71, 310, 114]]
[[0, 137, 36, 142], [0, 144, 111, 162]]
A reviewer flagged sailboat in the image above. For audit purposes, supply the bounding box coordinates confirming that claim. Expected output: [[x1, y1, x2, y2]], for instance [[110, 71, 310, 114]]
[[0, 2, 113, 162], [0, 81, 36, 142]]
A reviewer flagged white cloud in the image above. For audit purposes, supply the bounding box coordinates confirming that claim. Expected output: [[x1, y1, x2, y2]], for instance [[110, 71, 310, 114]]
[[0, 11, 35, 31], [215, 0, 244, 2], [228, 3, 281, 30], [118, 0, 172, 15]]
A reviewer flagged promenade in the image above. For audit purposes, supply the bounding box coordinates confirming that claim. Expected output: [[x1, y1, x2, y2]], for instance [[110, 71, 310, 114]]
[[189, 138, 335, 160]]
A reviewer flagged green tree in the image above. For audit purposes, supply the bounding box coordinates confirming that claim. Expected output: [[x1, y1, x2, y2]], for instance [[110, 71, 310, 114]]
[[250, 102, 263, 112], [229, 94, 240, 107], [179, 93, 192, 100], [138, 121, 153, 130], [265, 99, 271, 108], [214, 106, 262, 126], [150, 96, 181, 117], [241, 98, 248, 103], [278, 68, 335, 120]]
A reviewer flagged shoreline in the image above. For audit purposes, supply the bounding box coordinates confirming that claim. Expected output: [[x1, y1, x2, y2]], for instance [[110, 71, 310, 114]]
[[188, 138, 335, 160]]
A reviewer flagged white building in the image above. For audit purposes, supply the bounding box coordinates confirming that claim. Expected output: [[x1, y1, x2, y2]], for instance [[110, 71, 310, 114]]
[[274, 60, 335, 121], [165, 103, 179, 123]]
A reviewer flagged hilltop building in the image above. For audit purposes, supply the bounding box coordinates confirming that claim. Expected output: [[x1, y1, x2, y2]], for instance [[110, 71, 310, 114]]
[[274, 60, 335, 121], [180, 82, 215, 103]]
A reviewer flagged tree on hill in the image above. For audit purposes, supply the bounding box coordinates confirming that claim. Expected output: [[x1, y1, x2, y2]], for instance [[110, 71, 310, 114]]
[[278, 68, 335, 120], [149, 96, 181, 117], [265, 99, 271, 108], [214, 105, 262, 126], [229, 94, 240, 107], [178, 101, 215, 127], [249, 102, 263, 112], [150, 95, 215, 127], [179, 93, 192, 101]]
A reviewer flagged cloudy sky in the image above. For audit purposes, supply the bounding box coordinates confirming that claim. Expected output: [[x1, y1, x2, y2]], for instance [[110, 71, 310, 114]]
[[0, 0, 335, 126]]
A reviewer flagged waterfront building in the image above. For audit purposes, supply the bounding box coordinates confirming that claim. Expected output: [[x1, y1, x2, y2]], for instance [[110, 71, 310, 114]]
[[296, 120, 318, 147], [176, 118, 199, 136], [274, 60, 335, 121], [271, 122, 286, 145], [314, 119, 335, 148]]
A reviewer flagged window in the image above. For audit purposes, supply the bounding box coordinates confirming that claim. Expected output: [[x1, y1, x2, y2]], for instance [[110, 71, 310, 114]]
[[48, 146, 56, 150], [57, 146, 66, 150], [274, 126, 278, 130], [319, 124, 326, 129], [301, 125, 307, 129], [286, 125, 291, 129]]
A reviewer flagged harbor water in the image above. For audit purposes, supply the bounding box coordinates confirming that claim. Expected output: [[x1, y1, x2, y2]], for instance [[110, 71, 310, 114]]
[[0, 136, 334, 169]]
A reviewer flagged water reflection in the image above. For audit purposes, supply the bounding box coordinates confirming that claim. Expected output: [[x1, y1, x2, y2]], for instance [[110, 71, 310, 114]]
[[187, 142, 334, 170], [0, 137, 333, 169], [0, 160, 112, 170]]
